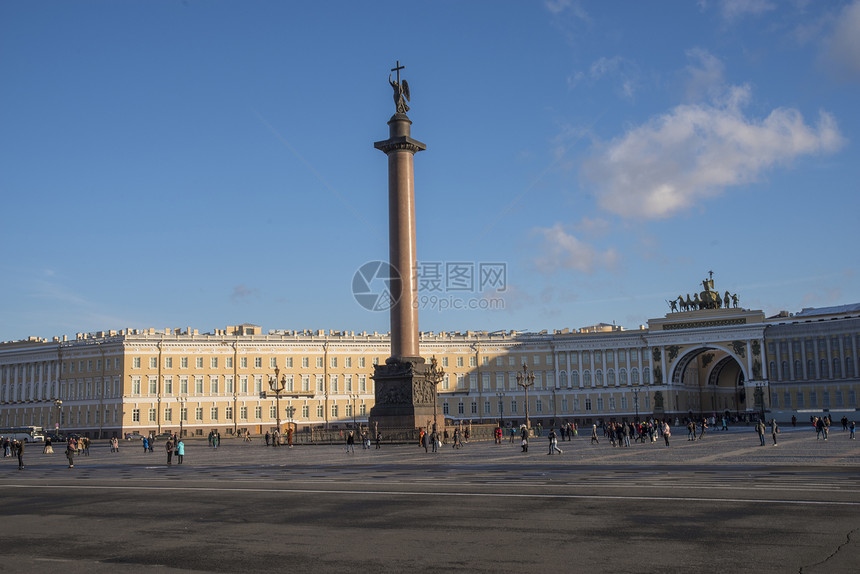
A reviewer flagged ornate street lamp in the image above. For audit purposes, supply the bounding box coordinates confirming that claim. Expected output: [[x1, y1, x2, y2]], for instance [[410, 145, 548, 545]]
[[632, 387, 640, 422], [427, 357, 445, 433], [496, 391, 505, 428], [516, 364, 535, 430], [54, 399, 63, 437], [178, 396, 186, 438], [268, 366, 286, 439]]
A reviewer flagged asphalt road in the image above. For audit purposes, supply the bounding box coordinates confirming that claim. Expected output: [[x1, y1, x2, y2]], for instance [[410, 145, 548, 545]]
[[1, 426, 857, 573]]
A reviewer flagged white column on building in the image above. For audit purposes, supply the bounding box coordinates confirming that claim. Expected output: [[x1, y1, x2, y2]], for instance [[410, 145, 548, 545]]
[[787, 338, 796, 380], [746, 340, 754, 380], [775, 339, 783, 381], [814, 337, 822, 380], [565, 351, 571, 388], [577, 352, 583, 388], [837, 335, 846, 379], [660, 346, 667, 386], [625, 348, 631, 385], [554, 350, 560, 390], [759, 339, 767, 380], [600, 349, 607, 387], [825, 336, 833, 379], [851, 334, 859, 379], [801, 339, 808, 379], [589, 351, 595, 387]]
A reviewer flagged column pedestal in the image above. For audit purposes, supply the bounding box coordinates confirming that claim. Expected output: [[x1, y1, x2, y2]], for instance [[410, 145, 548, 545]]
[[369, 357, 437, 431]]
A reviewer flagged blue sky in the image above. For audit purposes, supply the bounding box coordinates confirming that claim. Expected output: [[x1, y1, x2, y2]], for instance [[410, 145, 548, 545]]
[[1, 0, 858, 342]]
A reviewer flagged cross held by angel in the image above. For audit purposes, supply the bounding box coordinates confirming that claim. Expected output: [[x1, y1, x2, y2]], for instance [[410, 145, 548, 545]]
[[389, 60, 410, 114]]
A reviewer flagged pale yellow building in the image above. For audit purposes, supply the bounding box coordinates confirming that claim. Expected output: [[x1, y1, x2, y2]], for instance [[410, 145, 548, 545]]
[[0, 303, 857, 438]]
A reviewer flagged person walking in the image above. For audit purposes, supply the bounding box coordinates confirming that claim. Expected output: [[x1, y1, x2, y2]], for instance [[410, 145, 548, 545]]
[[265, 431, 271, 447], [43, 436, 53, 455], [15, 440, 24, 470], [590, 424, 599, 445], [142, 436, 149, 453], [375, 431, 382, 449], [548, 428, 563, 455], [165, 439, 174, 466], [112, 436, 120, 453], [66, 438, 76, 468], [346, 430, 355, 454], [662, 422, 671, 446], [699, 420, 708, 440], [770, 419, 779, 446], [755, 419, 766, 446], [176, 439, 185, 464]]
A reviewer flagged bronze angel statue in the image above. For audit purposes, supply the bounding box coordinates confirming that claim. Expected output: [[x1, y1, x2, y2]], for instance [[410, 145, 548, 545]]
[[390, 73, 410, 114]]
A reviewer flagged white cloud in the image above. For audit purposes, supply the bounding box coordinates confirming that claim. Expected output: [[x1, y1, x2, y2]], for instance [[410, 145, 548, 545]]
[[821, 0, 860, 81], [570, 56, 638, 99], [684, 48, 725, 101], [718, 0, 776, 20], [583, 85, 845, 219], [533, 223, 620, 274]]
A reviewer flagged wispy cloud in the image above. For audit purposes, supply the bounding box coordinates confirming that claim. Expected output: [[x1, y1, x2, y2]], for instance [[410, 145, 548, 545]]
[[231, 284, 259, 302], [533, 223, 620, 274], [820, 0, 860, 81], [716, 0, 776, 21]]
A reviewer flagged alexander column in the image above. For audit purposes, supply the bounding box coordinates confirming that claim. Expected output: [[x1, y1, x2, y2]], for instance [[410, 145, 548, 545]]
[[369, 61, 439, 431]]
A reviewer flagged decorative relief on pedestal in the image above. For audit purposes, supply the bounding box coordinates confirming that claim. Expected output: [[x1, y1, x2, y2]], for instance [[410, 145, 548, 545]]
[[731, 340, 747, 358]]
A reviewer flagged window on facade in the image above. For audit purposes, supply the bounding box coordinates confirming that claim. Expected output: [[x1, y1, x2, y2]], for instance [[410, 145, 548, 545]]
[[165, 357, 173, 369], [316, 357, 324, 368], [596, 397, 604, 411], [270, 357, 277, 368], [254, 406, 262, 419], [211, 407, 218, 420], [148, 408, 156, 422], [164, 408, 172, 422], [585, 398, 592, 411], [165, 378, 173, 395], [254, 357, 262, 369], [210, 377, 219, 395], [195, 377, 203, 394], [132, 378, 141, 395], [148, 357, 156, 369], [302, 357, 309, 368], [225, 406, 233, 420], [241, 357, 248, 369], [211, 357, 218, 369], [133, 357, 141, 369], [796, 392, 804, 408], [132, 409, 140, 422], [225, 357, 233, 368], [302, 405, 309, 418], [195, 407, 203, 421], [181, 357, 188, 369], [810, 391, 818, 408], [195, 357, 203, 369]]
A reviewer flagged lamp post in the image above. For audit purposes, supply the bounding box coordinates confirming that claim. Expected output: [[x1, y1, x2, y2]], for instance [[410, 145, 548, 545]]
[[349, 393, 358, 430], [268, 366, 286, 439], [516, 364, 535, 430], [427, 357, 445, 433], [178, 396, 186, 439], [496, 391, 505, 428], [54, 399, 63, 437], [632, 387, 640, 422]]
